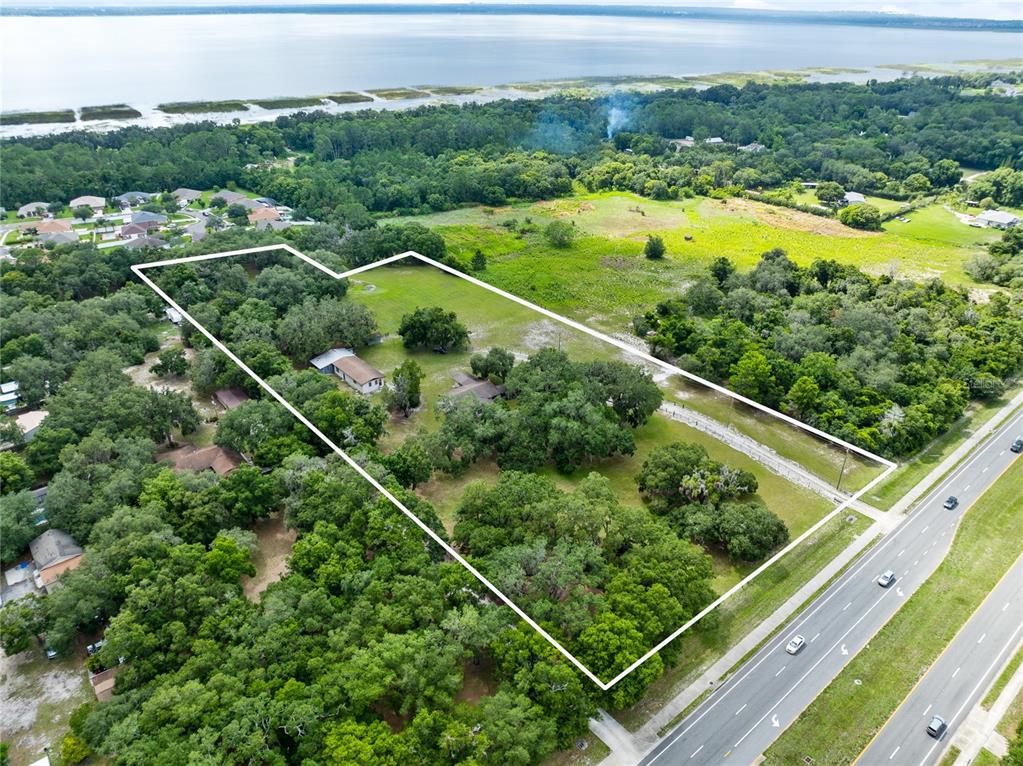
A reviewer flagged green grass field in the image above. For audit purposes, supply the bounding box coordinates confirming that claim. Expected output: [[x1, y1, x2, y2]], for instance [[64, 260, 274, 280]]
[[386, 193, 997, 328], [764, 458, 1023, 766]]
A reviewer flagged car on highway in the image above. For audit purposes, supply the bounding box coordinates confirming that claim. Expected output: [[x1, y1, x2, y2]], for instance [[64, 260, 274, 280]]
[[785, 635, 806, 655], [1011, 437, 1023, 454], [926, 715, 947, 739], [943, 496, 959, 510], [877, 570, 896, 588]]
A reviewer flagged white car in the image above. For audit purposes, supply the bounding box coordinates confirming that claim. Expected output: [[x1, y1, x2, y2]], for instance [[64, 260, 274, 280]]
[[785, 635, 806, 655], [877, 570, 896, 588]]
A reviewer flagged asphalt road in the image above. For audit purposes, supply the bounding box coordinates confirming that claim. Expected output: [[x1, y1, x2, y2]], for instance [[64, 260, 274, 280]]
[[858, 553, 1023, 766], [640, 409, 1023, 766]]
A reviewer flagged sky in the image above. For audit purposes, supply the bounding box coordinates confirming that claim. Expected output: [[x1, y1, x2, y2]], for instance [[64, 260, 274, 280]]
[[6, 0, 1022, 18]]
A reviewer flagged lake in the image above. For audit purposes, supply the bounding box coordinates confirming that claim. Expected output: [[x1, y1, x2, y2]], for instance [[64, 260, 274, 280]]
[[1, 13, 1020, 113]]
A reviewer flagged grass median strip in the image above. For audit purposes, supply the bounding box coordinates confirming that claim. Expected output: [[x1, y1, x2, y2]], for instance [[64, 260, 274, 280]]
[[984, 647, 1023, 709], [763, 458, 1023, 766]]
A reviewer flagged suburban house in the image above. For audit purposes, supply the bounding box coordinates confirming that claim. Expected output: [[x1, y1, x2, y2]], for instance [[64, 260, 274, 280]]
[[69, 195, 106, 213], [124, 236, 169, 250], [39, 231, 78, 246], [1, 381, 21, 411], [131, 210, 168, 225], [32, 218, 73, 234], [214, 387, 249, 410], [163, 444, 244, 476], [842, 191, 867, 205], [1, 410, 48, 450], [17, 410, 48, 441], [449, 371, 505, 402], [172, 187, 203, 206], [311, 348, 385, 394], [213, 189, 250, 204], [30, 529, 85, 591], [113, 191, 152, 207], [17, 201, 49, 218], [977, 210, 1021, 229], [119, 221, 156, 239], [248, 206, 280, 225], [668, 137, 696, 151]]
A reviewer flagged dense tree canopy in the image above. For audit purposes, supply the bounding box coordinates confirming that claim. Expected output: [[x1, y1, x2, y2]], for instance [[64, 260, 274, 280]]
[[636, 250, 1023, 457]]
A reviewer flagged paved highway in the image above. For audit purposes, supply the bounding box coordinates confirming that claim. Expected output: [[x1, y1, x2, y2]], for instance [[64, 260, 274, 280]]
[[640, 409, 1023, 766], [857, 553, 1023, 766]]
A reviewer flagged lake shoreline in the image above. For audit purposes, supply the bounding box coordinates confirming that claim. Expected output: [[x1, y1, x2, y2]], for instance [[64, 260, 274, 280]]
[[2, 60, 1020, 140]]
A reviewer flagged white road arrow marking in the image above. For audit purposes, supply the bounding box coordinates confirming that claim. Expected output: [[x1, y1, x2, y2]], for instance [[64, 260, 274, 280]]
[[841, 644, 849, 656], [896, 588, 905, 597], [771, 714, 780, 728]]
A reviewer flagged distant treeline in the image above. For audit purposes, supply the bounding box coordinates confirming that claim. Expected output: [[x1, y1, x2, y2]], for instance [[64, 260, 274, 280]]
[[3, 75, 1022, 224]]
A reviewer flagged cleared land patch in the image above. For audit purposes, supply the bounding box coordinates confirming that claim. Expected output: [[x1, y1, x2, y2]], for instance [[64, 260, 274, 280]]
[[385, 193, 998, 326]]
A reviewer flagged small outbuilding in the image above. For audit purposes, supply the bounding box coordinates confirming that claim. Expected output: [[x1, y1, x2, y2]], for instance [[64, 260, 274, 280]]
[[843, 191, 867, 205], [0, 381, 20, 412], [214, 387, 249, 410]]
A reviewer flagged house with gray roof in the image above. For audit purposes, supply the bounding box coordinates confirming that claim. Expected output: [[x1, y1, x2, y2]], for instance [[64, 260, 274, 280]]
[[30, 529, 84, 589], [125, 235, 169, 250], [38, 231, 78, 246], [172, 188, 203, 206], [977, 209, 1021, 229], [131, 210, 168, 225], [113, 191, 153, 207]]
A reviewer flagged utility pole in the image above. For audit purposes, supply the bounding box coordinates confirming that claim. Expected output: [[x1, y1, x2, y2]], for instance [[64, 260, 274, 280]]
[[836, 448, 849, 491]]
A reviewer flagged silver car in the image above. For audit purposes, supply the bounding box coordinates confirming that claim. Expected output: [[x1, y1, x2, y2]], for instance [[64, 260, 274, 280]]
[[877, 570, 896, 588], [785, 635, 806, 655]]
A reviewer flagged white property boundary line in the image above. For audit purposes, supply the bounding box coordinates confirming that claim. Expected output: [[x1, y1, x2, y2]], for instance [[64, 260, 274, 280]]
[[133, 244, 896, 690]]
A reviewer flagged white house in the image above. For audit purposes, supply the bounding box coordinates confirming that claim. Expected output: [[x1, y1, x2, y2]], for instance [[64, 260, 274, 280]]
[[69, 195, 106, 213], [17, 202, 49, 218], [843, 191, 867, 205], [310, 348, 384, 395], [977, 210, 1021, 229]]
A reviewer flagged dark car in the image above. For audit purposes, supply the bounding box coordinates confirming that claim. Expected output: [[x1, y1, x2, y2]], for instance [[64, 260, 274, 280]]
[[1011, 438, 1023, 454], [926, 715, 947, 739], [943, 496, 959, 510]]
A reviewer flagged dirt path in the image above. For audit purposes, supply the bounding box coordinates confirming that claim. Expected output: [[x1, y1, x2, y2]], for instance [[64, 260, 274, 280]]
[[241, 514, 297, 601]]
